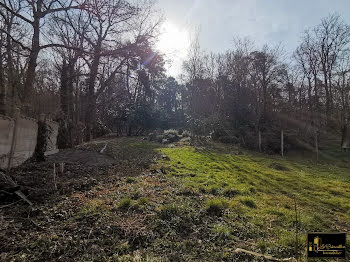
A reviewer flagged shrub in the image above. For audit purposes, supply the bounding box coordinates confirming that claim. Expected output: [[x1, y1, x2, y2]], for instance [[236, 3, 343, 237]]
[[180, 137, 191, 143], [211, 126, 228, 141], [148, 129, 163, 142], [182, 130, 191, 137], [155, 135, 164, 143], [162, 129, 180, 143], [206, 198, 230, 216], [148, 132, 157, 141], [164, 129, 179, 136]]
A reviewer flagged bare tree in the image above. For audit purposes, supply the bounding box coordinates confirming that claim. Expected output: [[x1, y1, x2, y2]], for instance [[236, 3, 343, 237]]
[[0, 0, 79, 112], [314, 14, 350, 119]]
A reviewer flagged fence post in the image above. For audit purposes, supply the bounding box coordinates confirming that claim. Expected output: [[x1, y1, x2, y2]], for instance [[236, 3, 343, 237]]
[[315, 129, 319, 161], [281, 129, 284, 157], [7, 108, 20, 171]]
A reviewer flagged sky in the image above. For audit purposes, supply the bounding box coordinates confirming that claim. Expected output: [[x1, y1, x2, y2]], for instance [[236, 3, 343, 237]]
[[155, 0, 350, 77]]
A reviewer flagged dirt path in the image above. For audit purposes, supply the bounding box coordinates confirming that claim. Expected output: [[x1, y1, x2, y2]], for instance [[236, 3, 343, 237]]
[[47, 148, 116, 167]]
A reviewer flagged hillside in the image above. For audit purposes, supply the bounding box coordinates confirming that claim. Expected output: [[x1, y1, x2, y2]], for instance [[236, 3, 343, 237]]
[[1, 137, 350, 261]]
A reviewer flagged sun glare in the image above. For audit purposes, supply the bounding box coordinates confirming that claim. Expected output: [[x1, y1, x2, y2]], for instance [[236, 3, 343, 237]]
[[156, 21, 190, 76]]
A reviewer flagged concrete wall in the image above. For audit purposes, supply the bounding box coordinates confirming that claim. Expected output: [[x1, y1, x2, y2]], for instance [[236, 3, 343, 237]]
[[0, 115, 15, 167], [0, 114, 58, 168]]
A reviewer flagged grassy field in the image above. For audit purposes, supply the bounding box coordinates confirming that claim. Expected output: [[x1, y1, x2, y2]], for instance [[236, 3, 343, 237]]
[[158, 144, 350, 260], [1, 137, 350, 261]]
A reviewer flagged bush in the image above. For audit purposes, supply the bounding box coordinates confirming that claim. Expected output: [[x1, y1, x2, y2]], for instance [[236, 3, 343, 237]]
[[148, 129, 163, 142], [211, 125, 240, 144], [148, 132, 157, 141], [164, 129, 179, 136], [162, 138, 169, 144], [92, 120, 111, 138], [211, 127, 228, 141], [162, 129, 180, 143], [182, 130, 191, 137], [149, 129, 182, 144], [155, 135, 164, 143], [206, 198, 230, 216]]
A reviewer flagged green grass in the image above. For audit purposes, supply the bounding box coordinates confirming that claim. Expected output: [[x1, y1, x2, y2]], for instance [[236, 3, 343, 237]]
[[206, 198, 230, 216], [78, 199, 110, 217], [118, 197, 132, 210], [5, 137, 349, 261], [159, 145, 350, 258]]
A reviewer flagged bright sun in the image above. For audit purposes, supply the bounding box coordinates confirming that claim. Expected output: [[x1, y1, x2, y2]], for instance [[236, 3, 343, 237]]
[[156, 21, 190, 76]]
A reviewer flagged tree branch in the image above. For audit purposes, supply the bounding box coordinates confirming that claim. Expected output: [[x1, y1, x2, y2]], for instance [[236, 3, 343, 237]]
[[0, 3, 33, 24], [0, 28, 31, 51], [39, 43, 84, 52], [41, 4, 81, 17]]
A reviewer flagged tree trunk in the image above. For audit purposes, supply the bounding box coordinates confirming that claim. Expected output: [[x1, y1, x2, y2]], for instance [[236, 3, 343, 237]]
[[258, 130, 262, 152], [0, 31, 5, 115], [85, 48, 101, 141], [307, 77, 312, 113], [323, 71, 331, 123], [313, 73, 319, 114], [23, 18, 40, 110]]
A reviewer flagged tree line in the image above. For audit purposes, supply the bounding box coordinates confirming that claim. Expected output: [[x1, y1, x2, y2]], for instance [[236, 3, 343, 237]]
[[0, 2, 349, 152], [176, 14, 350, 152]]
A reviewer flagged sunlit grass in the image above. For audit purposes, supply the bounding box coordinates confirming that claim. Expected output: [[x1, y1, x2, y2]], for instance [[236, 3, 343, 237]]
[[159, 145, 350, 256]]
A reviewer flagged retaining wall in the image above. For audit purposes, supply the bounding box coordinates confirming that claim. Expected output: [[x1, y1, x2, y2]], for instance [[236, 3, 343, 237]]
[[0, 114, 58, 168]]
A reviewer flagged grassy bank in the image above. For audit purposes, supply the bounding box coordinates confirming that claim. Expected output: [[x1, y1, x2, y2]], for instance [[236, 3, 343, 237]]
[[159, 145, 350, 259], [1, 138, 349, 261]]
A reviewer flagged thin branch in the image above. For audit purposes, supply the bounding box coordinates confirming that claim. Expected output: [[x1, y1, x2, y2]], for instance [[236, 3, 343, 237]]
[[0, 28, 31, 51], [39, 43, 84, 52], [0, 3, 33, 24]]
